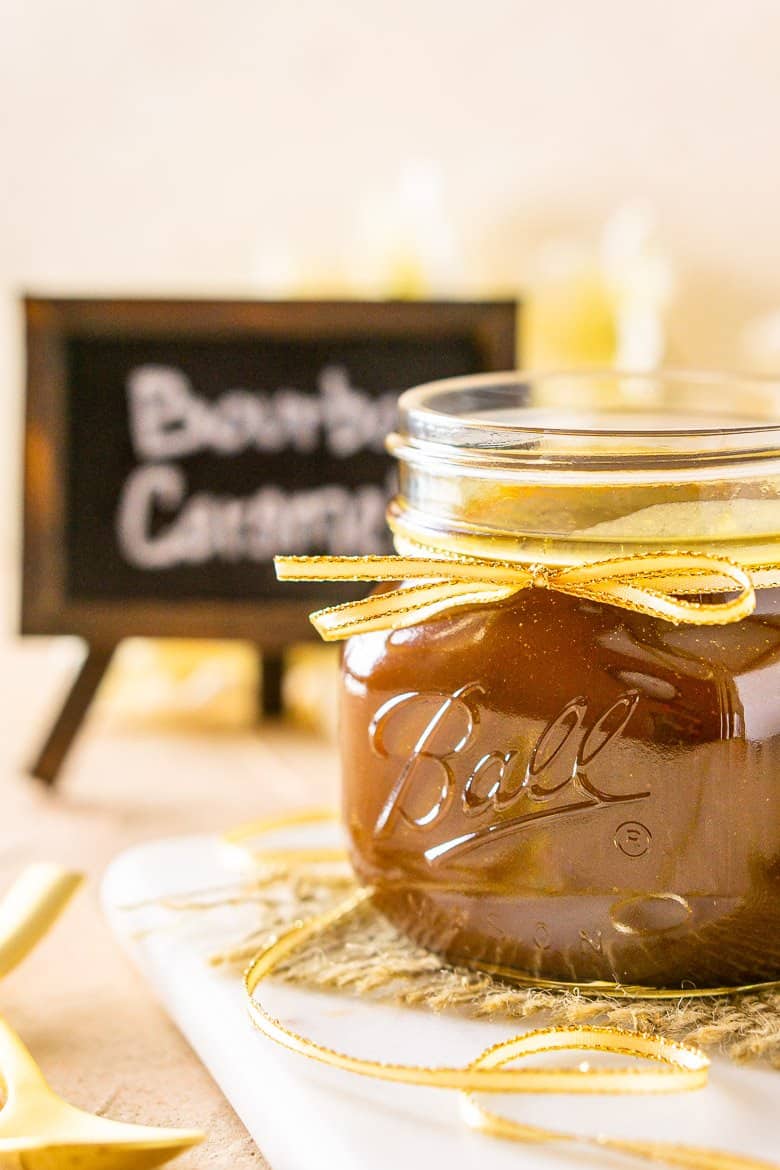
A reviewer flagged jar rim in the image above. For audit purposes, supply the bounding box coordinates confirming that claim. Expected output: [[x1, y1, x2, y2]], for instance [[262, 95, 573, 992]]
[[392, 369, 780, 472]]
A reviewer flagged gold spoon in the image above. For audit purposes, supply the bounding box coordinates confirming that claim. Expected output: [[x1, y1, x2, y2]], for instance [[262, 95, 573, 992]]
[[0, 863, 204, 1169]]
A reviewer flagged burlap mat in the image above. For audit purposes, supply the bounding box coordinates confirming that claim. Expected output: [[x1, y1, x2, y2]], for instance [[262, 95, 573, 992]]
[[207, 869, 780, 1067]]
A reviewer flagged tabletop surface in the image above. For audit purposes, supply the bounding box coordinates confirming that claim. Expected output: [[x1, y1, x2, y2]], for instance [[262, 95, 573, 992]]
[[0, 638, 340, 1169]]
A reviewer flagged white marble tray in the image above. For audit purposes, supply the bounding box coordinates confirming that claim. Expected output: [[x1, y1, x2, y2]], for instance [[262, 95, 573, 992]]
[[101, 830, 780, 1170]]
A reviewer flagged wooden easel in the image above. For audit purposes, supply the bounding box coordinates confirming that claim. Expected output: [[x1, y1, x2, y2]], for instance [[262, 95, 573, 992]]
[[29, 646, 286, 786], [30, 645, 116, 785]]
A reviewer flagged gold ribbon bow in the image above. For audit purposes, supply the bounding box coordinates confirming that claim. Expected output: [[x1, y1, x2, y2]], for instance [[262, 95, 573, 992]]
[[274, 545, 757, 640]]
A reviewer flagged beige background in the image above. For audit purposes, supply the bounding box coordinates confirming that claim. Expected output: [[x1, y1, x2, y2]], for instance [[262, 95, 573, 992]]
[[4, 0, 780, 632]]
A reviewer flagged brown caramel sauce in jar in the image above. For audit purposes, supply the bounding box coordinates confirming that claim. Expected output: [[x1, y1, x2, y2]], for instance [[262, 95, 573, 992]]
[[342, 586, 780, 989], [337, 371, 780, 990]]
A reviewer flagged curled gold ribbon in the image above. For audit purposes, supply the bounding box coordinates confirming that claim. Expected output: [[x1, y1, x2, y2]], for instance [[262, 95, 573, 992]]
[[223, 807, 350, 870], [274, 545, 757, 640], [244, 891, 777, 1170], [234, 812, 779, 1170]]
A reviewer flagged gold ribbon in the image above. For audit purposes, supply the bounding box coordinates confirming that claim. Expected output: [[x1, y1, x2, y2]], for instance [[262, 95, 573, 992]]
[[233, 812, 779, 1170], [275, 544, 758, 640]]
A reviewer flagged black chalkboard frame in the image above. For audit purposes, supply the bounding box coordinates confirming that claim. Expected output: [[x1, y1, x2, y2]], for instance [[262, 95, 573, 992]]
[[22, 297, 517, 649]]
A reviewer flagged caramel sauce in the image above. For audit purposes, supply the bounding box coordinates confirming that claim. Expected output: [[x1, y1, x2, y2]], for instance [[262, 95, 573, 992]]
[[341, 588, 780, 988]]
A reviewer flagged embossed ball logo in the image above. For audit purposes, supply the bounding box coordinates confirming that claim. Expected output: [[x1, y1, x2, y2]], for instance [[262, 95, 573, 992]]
[[368, 684, 648, 863]]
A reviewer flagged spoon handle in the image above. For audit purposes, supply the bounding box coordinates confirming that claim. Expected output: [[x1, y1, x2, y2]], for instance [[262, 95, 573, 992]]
[[0, 865, 83, 980], [0, 1013, 52, 1100]]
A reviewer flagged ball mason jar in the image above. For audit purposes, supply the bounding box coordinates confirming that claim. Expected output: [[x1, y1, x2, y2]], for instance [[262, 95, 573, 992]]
[[339, 370, 780, 991]]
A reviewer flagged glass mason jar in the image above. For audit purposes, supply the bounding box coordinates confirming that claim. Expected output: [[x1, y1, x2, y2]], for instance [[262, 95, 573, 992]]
[[339, 371, 780, 992]]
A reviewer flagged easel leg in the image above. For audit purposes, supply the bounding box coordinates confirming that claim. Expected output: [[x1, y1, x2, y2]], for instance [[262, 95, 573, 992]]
[[29, 643, 116, 786], [259, 651, 285, 718]]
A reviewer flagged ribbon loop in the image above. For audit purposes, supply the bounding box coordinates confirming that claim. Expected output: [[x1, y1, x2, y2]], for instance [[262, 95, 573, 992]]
[[274, 542, 758, 641]]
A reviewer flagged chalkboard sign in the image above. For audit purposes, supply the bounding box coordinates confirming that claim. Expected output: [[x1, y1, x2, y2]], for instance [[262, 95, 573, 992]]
[[22, 297, 517, 781]]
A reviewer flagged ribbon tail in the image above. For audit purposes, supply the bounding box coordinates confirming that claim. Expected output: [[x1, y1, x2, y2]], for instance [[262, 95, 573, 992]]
[[596, 1137, 780, 1170], [275, 554, 450, 583], [309, 582, 518, 641], [275, 554, 534, 586]]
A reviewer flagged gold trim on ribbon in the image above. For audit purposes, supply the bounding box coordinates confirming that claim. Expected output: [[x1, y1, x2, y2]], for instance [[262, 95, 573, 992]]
[[274, 543, 758, 640]]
